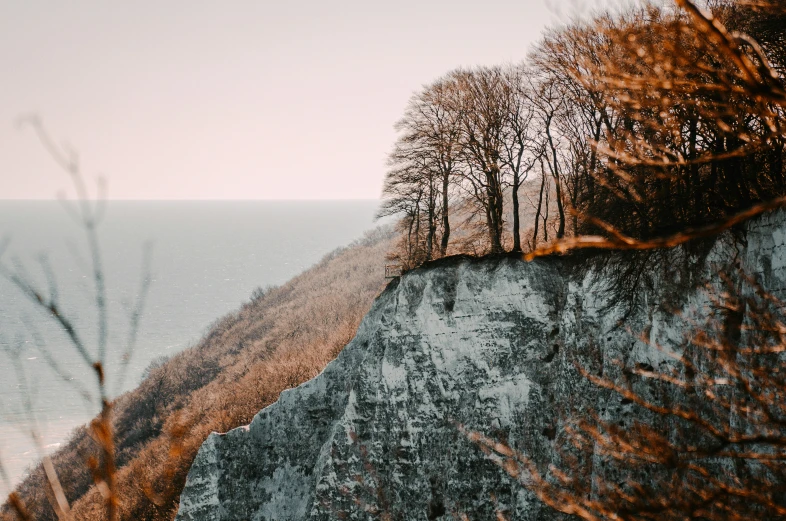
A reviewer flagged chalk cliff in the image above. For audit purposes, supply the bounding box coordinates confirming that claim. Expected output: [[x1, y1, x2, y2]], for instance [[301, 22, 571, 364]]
[[175, 210, 786, 521]]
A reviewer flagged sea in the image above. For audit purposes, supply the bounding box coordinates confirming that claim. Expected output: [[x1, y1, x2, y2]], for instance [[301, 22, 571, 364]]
[[0, 200, 381, 491]]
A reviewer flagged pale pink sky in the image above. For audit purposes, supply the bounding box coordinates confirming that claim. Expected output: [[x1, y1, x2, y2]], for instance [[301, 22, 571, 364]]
[[0, 0, 617, 200]]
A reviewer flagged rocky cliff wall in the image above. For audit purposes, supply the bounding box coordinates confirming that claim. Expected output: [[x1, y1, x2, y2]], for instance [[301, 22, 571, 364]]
[[175, 210, 786, 521]]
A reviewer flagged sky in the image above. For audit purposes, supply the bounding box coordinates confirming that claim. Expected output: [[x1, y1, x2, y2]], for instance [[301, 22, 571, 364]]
[[0, 0, 621, 200]]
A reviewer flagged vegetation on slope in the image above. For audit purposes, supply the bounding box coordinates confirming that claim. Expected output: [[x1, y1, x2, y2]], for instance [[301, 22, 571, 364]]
[[2, 226, 394, 521]]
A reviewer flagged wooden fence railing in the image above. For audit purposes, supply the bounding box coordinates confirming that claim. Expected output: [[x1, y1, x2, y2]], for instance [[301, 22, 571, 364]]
[[385, 265, 403, 279]]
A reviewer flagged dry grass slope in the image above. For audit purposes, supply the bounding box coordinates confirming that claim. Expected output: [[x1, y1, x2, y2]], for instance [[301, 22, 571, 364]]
[[3, 226, 394, 521]]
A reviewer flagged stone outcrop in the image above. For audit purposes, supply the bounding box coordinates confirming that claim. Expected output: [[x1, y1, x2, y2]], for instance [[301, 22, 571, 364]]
[[175, 210, 786, 521]]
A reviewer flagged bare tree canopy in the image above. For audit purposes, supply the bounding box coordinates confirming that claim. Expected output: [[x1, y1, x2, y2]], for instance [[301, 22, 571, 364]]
[[380, 0, 785, 267]]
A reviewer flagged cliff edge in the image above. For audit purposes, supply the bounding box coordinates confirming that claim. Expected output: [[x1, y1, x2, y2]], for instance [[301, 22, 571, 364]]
[[175, 210, 786, 521]]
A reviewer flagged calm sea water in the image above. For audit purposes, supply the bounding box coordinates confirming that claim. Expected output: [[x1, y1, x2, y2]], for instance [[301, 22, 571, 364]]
[[0, 200, 380, 489]]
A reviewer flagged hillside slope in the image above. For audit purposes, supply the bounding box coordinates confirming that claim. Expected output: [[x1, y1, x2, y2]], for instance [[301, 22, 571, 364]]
[[4, 226, 394, 521], [175, 211, 786, 520]]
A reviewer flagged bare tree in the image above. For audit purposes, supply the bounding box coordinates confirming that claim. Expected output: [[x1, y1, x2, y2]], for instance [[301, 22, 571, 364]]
[[531, 158, 551, 248], [500, 65, 541, 252], [379, 145, 437, 267], [378, 165, 427, 268], [530, 22, 622, 236], [453, 67, 510, 254], [528, 72, 570, 240], [418, 78, 464, 257], [380, 77, 463, 265]]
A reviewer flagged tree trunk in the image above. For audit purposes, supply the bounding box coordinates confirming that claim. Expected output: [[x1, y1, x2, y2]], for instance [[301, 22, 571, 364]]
[[426, 182, 436, 261], [425, 210, 434, 262], [512, 174, 521, 252], [533, 167, 546, 249], [440, 172, 450, 256], [486, 167, 504, 254], [406, 213, 415, 264], [553, 176, 566, 240], [770, 139, 784, 189], [587, 117, 602, 205], [546, 123, 566, 239], [413, 204, 421, 265], [484, 198, 495, 253]]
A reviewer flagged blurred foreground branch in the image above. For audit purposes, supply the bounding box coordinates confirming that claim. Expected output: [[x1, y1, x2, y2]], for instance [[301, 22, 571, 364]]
[[0, 119, 151, 521]]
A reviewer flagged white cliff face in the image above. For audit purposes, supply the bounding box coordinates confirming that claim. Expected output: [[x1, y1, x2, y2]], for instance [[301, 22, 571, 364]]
[[175, 210, 786, 521]]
